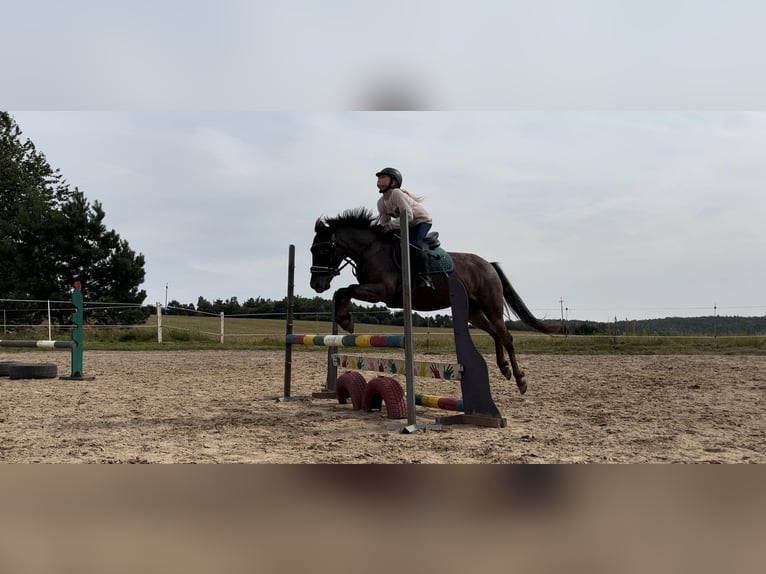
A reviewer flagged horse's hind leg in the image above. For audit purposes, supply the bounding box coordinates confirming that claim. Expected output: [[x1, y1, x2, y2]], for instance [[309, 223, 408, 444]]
[[468, 306, 528, 394]]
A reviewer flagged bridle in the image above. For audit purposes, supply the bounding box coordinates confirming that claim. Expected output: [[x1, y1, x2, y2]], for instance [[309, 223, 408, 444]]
[[310, 236, 355, 277], [310, 229, 384, 279]]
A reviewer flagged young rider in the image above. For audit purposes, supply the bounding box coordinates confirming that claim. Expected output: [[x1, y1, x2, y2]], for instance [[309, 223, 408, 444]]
[[375, 167, 435, 289]]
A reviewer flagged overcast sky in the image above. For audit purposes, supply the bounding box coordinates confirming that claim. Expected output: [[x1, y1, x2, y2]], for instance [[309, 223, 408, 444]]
[[8, 111, 765, 322], [4, 1, 765, 322]]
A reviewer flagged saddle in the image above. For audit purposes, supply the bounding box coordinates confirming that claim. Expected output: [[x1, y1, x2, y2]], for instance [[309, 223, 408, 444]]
[[390, 231, 454, 275]]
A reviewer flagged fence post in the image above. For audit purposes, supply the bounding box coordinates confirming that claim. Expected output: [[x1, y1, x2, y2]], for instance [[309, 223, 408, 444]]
[[326, 298, 338, 391], [157, 303, 163, 343], [220, 312, 225, 344], [284, 244, 295, 398]]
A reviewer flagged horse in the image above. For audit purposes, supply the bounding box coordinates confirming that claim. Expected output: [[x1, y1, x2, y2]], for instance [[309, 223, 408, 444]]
[[309, 207, 558, 394]]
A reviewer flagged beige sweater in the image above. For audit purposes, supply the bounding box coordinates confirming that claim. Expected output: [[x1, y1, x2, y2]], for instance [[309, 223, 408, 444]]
[[376, 188, 432, 228]]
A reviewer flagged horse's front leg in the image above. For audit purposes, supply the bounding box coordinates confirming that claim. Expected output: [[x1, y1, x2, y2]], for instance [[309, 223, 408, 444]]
[[333, 288, 354, 332], [333, 283, 393, 333]]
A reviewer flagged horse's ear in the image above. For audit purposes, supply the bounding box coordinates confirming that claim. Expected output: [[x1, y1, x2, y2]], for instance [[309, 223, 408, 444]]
[[314, 217, 327, 233]]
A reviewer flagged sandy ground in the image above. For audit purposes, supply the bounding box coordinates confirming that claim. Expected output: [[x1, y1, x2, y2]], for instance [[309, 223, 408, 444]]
[[1, 349, 764, 463]]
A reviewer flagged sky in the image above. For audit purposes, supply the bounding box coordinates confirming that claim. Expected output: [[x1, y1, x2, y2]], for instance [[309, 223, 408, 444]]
[[8, 111, 765, 322], [4, 1, 766, 322]]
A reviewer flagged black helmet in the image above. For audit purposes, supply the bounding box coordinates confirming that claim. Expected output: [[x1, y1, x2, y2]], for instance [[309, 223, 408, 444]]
[[375, 167, 402, 188]]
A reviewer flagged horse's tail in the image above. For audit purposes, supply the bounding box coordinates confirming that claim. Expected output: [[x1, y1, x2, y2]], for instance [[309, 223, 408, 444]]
[[491, 262, 559, 335]]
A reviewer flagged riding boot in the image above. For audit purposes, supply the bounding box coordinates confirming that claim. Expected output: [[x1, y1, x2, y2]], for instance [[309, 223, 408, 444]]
[[417, 245, 435, 290]]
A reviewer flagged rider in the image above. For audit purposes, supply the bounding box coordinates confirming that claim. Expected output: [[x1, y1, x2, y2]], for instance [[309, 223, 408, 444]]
[[375, 167, 435, 290]]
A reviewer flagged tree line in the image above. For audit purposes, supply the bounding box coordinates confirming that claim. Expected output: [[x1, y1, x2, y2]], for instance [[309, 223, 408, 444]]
[[516, 316, 766, 337], [560, 316, 766, 337]]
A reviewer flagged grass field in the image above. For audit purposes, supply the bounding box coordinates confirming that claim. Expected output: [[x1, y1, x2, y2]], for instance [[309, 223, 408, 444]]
[[4, 314, 766, 355]]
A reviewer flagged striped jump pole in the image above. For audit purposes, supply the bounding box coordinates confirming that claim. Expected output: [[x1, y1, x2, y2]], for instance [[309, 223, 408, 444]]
[[415, 394, 463, 412], [0, 340, 75, 349], [286, 334, 405, 348], [0, 282, 94, 380]]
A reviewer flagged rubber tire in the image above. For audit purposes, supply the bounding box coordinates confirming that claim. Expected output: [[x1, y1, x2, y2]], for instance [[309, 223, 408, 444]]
[[0, 361, 19, 377], [363, 376, 407, 419], [7, 362, 58, 380], [336, 371, 367, 410]]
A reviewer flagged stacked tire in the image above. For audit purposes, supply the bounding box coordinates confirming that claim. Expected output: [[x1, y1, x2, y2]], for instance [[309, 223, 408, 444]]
[[335, 372, 407, 419]]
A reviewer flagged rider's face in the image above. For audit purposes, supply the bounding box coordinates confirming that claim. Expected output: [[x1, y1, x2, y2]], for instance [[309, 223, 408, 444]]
[[377, 175, 391, 190]]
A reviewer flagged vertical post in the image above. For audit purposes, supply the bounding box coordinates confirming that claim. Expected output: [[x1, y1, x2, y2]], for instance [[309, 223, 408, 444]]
[[399, 213, 417, 427], [157, 302, 163, 343], [59, 281, 94, 380], [70, 284, 84, 378], [48, 300, 52, 341], [220, 312, 225, 344], [426, 315, 431, 352], [714, 304, 717, 339], [326, 298, 338, 391], [284, 244, 295, 398]]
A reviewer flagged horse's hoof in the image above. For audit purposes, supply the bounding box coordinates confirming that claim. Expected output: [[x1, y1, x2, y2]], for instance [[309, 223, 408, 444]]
[[517, 381, 527, 395]]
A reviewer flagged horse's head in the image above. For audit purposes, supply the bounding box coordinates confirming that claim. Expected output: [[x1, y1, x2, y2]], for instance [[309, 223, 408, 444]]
[[309, 208, 379, 293], [309, 217, 344, 293]]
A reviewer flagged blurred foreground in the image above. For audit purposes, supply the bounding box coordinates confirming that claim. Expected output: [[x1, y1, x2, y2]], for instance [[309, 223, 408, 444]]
[[0, 466, 763, 573]]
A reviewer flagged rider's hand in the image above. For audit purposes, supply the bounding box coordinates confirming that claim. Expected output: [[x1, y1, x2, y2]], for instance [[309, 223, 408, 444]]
[[382, 224, 391, 233]]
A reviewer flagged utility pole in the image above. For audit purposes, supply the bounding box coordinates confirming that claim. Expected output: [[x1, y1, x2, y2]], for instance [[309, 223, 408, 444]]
[[714, 303, 717, 339], [165, 283, 168, 308]]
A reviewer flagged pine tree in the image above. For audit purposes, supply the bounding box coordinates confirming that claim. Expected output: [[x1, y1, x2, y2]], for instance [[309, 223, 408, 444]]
[[0, 111, 148, 324]]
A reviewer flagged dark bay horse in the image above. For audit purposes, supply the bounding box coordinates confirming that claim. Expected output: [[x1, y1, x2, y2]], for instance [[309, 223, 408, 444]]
[[309, 208, 558, 394]]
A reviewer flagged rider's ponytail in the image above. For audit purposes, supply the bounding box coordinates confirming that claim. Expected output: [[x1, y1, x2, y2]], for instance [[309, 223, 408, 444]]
[[401, 189, 425, 203]]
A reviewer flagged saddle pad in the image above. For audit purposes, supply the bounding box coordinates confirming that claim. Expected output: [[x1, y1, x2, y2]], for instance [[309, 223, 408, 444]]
[[427, 247, 454, 274]]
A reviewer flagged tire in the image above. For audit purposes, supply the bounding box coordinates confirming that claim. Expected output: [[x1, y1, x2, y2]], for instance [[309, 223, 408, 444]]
[[0, 361, 19, 377], [363, 376, 407, 419], [7, 362, 58, 380], [336, 371, 367, 410]]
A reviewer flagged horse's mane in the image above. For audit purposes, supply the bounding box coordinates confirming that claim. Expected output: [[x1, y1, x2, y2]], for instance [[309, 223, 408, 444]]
[[320, 207, 379, 230]]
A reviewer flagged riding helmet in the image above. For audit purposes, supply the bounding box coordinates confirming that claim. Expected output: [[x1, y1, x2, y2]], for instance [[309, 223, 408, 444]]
[[375, 167, 402, 188]]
